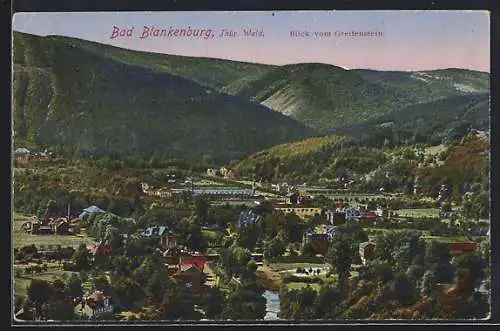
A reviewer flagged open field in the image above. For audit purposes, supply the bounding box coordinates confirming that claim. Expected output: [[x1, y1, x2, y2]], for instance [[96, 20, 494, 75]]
[[395, 208, 441, 217], [210, 200, 257, 207], [201, 229, 218, 240], [267, 262, 330, 272], [14, 270, 77, 298], [13, 213, 95, 249], [420, 236, 476, 243], [366, 228, 477, 244], [365, 228, 432, 236], [322, 194, 388, 200]]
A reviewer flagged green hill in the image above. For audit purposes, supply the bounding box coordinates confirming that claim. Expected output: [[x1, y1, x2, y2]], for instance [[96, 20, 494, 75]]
[[12, 32, 315, 162], [41, 34, 276, 90], [353, 68, 489, 101], [12, 32, 490, 161], [232, 135, 389, 184], [337, 93, 490, 147], [222, 63, 413, 132], [222, 64, 489, 133]]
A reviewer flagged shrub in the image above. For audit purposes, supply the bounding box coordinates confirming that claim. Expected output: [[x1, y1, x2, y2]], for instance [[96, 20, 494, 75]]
[[283, 275, 324, 284]]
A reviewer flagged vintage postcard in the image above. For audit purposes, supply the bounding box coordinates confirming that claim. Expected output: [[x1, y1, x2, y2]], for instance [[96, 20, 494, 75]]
[[11, 10, 490, 323]]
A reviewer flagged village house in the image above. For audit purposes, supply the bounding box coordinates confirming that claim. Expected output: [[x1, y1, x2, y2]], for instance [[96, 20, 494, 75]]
[[154, 188, 172, 198], [413, 180, 423, 195], [462, 191, 474, 200], [359, 242, 376, 265], [32, 150, 54, 161], [470, 227, 489, 236], [14, 307, 41, 321], [13, 148, 54, 163], [22, 220, 54, 235], [224, 169, 237, 180], [172, 255, 207, 293], [140, 182, 150, 194], [273, 182, 290, 194], [446, 242, 478, 256], [303, 232, 329, 255], [13, 147, 31, 162], [78, 205, 106, 220], [250, 253, 264, 264], [325, 224, 337, 240], [219, 167, 228, 177], [341, 207, 362, 221], [48, 217, 74, 235], [192, 187, 254, 200], [285, 192, 300, 205], [206, 168, 219, 177], [83, 291, 115, 316], [360, 210, 378, 221], [325, 210, 347, 226], [437, 184, 451, 203], [173, 265, 204, 293], [90, 240, 113, 261], [141, 226, 177, 250], [258, 180, 273, 190], [440, 211, 456, 218], [237, 210, 262, 229], [272, 204, 322, 220]]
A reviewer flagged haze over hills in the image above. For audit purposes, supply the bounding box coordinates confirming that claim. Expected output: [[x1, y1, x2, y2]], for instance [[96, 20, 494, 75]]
[[12, 32, 490, 162], [12, 32, 314, 162]]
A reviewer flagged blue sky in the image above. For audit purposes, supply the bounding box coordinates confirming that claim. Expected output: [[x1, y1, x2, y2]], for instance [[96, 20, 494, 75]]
[[12, 11, 490, 72]]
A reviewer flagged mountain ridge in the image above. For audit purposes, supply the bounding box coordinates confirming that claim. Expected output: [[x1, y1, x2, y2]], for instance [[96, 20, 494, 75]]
[[12, 31, 489, 161], [12, 31, 316, 162]]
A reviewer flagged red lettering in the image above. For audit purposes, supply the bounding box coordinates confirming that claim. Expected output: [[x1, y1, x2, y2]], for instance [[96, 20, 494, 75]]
[[110, 26, 120, 39]]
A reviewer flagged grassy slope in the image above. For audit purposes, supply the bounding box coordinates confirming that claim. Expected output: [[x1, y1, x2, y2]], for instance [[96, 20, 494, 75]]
[[12, 32, 315, 162], [233, 135, 387, 182], [13, 213, 95, 248]]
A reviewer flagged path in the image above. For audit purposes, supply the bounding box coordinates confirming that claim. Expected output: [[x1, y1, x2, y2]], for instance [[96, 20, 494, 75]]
[[203, 262, 218, 287]]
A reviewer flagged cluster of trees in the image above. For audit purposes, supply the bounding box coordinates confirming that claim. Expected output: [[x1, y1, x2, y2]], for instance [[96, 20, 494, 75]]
[[13, 160, 143, 218], [217, 246, 266, 319], [234, 137, 388, 185], [18, 273, 84, 321], [12, 155, 218, 220], [418, 132, 489, 203], [14, 245, 76, 264], [342, 93, 489, 149], [462, 185, 490, 220], [234, 131, 489, 213], [16, 194, 273, 321], [278, 227, 489, 320]]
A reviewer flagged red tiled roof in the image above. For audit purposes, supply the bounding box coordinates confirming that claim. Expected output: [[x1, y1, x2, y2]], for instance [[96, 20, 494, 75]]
[[87, 291, 111, 303], [361, 211, 378, 219], [91, 244, 112, 255], [179, 256, 206, 270], [447, 243, 478, 255]]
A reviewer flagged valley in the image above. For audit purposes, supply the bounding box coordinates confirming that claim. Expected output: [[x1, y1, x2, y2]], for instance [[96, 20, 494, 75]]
[[11, 31, 490, 322]]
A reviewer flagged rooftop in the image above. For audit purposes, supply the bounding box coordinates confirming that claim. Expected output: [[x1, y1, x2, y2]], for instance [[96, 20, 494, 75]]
[[142, 226, 170, 237]]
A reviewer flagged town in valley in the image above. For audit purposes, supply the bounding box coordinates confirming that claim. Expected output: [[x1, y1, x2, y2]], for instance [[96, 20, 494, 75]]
[[12, 10, 490, 323]]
